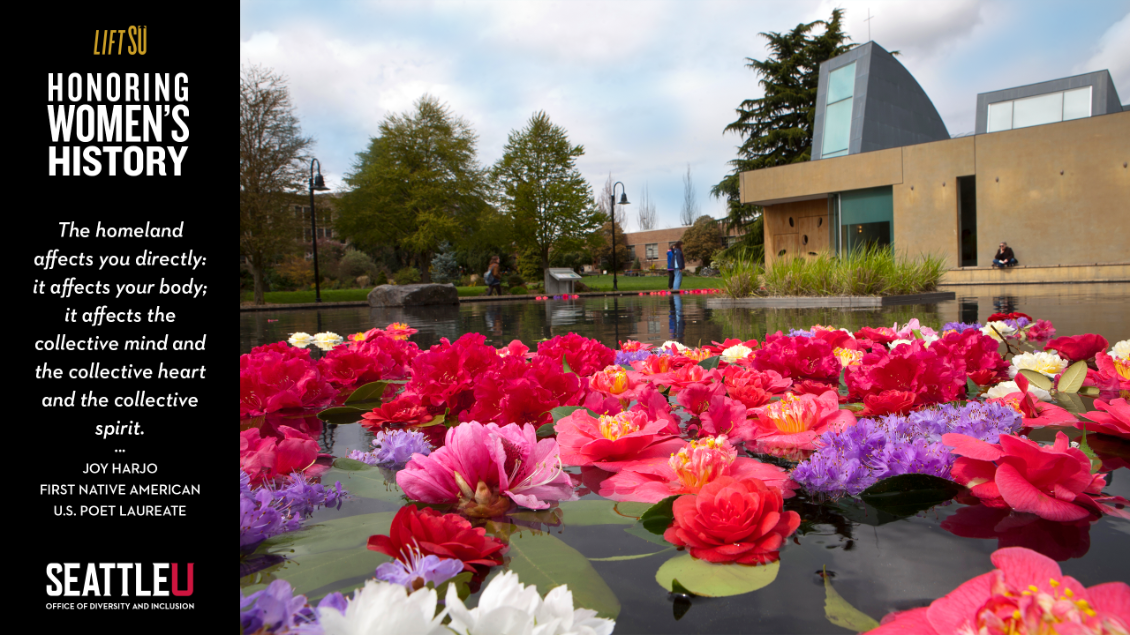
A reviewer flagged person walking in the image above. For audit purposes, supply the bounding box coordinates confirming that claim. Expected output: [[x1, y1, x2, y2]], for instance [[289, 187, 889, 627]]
[[672, 241, 685, 291], [666, 245, 676, 290], [485, 256, 503, 296]]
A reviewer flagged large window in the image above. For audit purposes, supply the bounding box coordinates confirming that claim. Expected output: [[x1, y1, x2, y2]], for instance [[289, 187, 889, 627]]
[[645, 243, 658, 260], [986, 87, 1091, 132], [822, 62, 856, 158], [837, 186, 893, 254]]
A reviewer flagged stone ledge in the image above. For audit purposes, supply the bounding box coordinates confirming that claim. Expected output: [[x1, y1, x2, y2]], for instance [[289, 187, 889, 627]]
[[706, 291, 955, 309]]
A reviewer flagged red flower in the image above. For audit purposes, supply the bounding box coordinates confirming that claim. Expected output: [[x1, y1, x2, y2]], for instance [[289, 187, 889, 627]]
[[1095, 352, 1130, 393], [844, 340, 965, 409], [871, 547, 1130, 635], [1025, 319, 1057, 343], [239, 426, 320, 485], [854, 326, 898, 346], [722, 366, 791, 410], [661, 364, 722, 393], [317, 334, 416, 390], [536, 333, 616, 378], [367, 505, 506, 586], [697, 396, 752, 442], [1079, 398, 1130, 439], [675, 380, 727, 416], [239, 346, 336, 418], [941, 328, 1010, 386], [361, 394, 434, 429], [987, 371, 1076, 428], [750, 333, 841, 387], [555, 408, 684, 471], [861, 390, 918, 417], [662, 476, 800, 564], [1047, 333, 1109, 362], [702, 338, 759, 356], [405, 334, 500, 417], [944, 431, 1129, 521], [987, 311, 1032, 322]]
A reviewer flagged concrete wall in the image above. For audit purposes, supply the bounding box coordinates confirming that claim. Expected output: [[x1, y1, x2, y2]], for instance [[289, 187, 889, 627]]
[[943, 263, 1129, 285], [746, 111, 1130, 271]]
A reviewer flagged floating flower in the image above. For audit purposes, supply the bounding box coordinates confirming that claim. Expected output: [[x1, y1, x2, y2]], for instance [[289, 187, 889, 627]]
[[288, 332, 314, 346], [1008, 351, 1069, 379], [240, 427, 321, 485], [589, 364, 648, 404], [361, 395, 435, 430], [792, 402, 1021, 496], [1113, 339, 1130, 361], [1047, 333, 1109, 362], [317, 579, 450, 635], [833, 347, 863, 367], [748, 391, 856, 451], [662, 476, 801, 564], [845, 339, 966, 412], [870, 547, 1130, 635], [721, 365, 791, 410], [614, 349, 652, 367], [240, 579, 318, 634], [348, 429, 433, 468], [985, 380, 1052, 402], [721, 343, 754, 363], [986, 372, 1075, 427], [1095, 352, 1130, 395], [661, 340, 688, 353], [314, 331, 342, 344], [630, 353, 675, 378], [981, 321, 1017, 342], [941, 328, 1010, 387], [397, 421, 575, 515], [1025, 318, 1057, 343], [945, 431, 1128, 521], [367, 505, 506, 586], [240, 345, 337, 418], [1079, 398, 1130, 439], [555, 408, 683, 471], [941, 321, 982, 335], [384, 322, 417, 341], [751, 333, 841, 387], [599, 435, 794, 503], [619, 340, 652, 352], [444, 570, 616, 635], [537, 333, 616, 378], [374, 546, 464, 591]]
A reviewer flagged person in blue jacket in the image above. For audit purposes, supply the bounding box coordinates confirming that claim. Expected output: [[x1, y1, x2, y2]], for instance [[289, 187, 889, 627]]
[[666, 245, 676, 289], [671, 241, 685, 291]]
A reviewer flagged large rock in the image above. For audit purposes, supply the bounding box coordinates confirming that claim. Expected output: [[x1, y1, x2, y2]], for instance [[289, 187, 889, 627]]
[[367, 283, 459, 307]]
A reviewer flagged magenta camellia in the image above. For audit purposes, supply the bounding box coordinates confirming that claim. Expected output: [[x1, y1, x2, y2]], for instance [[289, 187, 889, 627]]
[[239, 343, 336, 418], [751, 333, 842, 387], [1079, 398, 1130, 439], [1047, 333, 1109, 362], [748, 391, 856, 450], [662, 475, 801, 564], [870, 547, 1130, 634], [396, 421, 575, 516], [240, 426, 320, 485]]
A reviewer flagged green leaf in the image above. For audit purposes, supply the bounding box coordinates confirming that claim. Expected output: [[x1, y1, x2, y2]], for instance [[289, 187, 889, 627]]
[[563, 356, 574, 374], [316, 406, 368, 424], [839, 368, 849, 397], [1055, 392, 1087, 415], [555, 500, 637, 526], [859, 474, 964, 517], [911, 329, 923, 340], [655, 554, 779, 597], [697, 356, 721, 370], [1077, 423, 1101, 474], [417, 412, 447, 428], [620, 364, 635, 372], [331, 457, 372, 471], [550, 405, 586, 422], [320, 461, 407, 503], [1080, 386, 1100, 396], [824, 570, 880, 633], [624, 523, 672, 546], [639, 495, 680, 535], [1018, 369, 1053, 391], [536, 422, 557, 439], [344, 381, 393, 406], [1058, 361, 1088, 394], [966, 377, 982, 400], [589, 548, 674, 562], [505, 531, 620, 618]]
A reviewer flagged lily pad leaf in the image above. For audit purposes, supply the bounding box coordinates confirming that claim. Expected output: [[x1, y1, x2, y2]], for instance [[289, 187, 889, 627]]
[[1018, 369, 1053, 391], [697, 356, 721, 370], [1058, 361, 1088, 394], [624, 523, 672, 546], [320, 461, 406, 503], [555, 500, 637, 526], [859, 474, 964, 517], [589, 547, 673, 562], [344, 381, 394, 406], [505, 531, 620, 618], [655, 554, 779, 597], [825, 571, 880, 632], [639, 495, 680, 535], [316, 406, 367, 424]]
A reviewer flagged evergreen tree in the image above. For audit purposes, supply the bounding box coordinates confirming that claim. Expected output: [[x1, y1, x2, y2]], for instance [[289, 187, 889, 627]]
[[711, 9, 854, 252]]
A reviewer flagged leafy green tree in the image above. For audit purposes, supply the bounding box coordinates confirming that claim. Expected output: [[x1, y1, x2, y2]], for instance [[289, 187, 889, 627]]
[[336, 95, 491, 282], [592, 221, 630, 272], [239, 66, 312, 304], [681, 216, 723, 267], [711, 9, 853, 255], [492, 111, 603, 271]]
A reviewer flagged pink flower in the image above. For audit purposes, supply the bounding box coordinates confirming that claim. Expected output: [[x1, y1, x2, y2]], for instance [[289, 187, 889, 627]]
[[696, 396, 752, 442], [751, 333, 841, 387], [598, 436, 795, 503], [239, 345, 336, 418], [748, 391, 856, 450], [722, 365, 791, 410], [588, 365, 648, 404], [317, 333, 418, 389], [361, 394, 434, 429], [1025, 319, 1057, 343], [1079, 398, 1130, 439], [675, 381, 727, 416], [871, 547, 1130, 635], [661, 364, 722, 393], [1047, 333, 1109, 362], [404, 334, 501, 417], [1095, 352, 1130, 394], [987, 371, 1076, 428], [240, 426, 320, 485], [619, 340, 653, 352], [844, 339, 966, 409], [536, 333, 616, 378], [628, 385, 682, 435], [662, 476, 800, 564], [397, 421, 575, 516], [630, 354, 676, 383], [945, 431, 1129, 521], [555, 409, 684, 471], [941, 328, 1010, 387]]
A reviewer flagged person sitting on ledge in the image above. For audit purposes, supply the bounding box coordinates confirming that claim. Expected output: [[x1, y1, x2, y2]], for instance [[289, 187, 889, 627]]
[[992, 242, 1018, 268]]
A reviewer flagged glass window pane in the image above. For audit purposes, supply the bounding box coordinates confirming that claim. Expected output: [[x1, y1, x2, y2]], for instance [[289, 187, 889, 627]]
[[1013, 92, 1063, 129], [827, 63, 856, 104], [987, 101, 1013, 132], [1063, 87, 1091, 120], [822, 99, 852, 156]]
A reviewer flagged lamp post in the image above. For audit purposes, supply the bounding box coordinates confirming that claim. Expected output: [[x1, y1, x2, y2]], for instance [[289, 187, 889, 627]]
[[309, 158, 330, 302], [610, 181, 629, 292]]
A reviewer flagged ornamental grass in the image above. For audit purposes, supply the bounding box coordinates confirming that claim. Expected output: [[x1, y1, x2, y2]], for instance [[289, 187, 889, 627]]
[[721, 245, 945, 297]]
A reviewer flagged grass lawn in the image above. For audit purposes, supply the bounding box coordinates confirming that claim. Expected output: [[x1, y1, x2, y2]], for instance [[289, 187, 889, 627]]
[[240, 288, 374, 304], [580, 274, 720, 292]]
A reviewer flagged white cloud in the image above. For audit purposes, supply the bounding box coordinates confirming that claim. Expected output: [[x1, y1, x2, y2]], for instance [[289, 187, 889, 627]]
[[1076, 12, 1130, 97]]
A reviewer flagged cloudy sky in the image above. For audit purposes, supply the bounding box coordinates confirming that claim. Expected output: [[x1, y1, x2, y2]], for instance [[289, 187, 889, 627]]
[[240, 0, 1129, 231]]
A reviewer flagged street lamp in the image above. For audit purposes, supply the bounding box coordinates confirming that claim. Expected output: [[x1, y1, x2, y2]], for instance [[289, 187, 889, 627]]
[[309, 158, 330, 303], [610, 182, 629, 292]]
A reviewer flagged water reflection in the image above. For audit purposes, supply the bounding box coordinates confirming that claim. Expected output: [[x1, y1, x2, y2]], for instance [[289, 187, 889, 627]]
[[941, 504, 1093, 561], [669, 294, 684, 343]]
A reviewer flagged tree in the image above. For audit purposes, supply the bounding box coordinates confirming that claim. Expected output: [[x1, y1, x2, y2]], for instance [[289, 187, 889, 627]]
[[239, 66, 313, 304], [680, 164, 700, 226], [492, 112, 602, 273], [336, 95, 491, 282], [592, 220, 630, 272], [681, 216, 724, 267], [711, 9, 854, 254], [637, 182, 657, 231]]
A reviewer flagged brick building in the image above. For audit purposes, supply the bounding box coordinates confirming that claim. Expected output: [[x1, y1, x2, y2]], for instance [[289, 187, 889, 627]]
[[620, 223, 743, 272]]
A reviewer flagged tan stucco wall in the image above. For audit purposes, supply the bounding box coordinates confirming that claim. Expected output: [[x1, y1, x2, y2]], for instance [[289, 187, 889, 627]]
[[973, 113, 1130, 267], [942, 263, 1129, 285], [744, 111, 1130, 269]]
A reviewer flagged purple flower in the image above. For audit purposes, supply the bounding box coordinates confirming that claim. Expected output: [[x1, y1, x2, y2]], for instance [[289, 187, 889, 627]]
[[374, 544, 464, 591], [348, 429, 432, 469], [240, 579, 319, 634], [240, 472, 348, 551], [942, 322, 981, 334], [791, 401, 1021, 497], [614, 349, 653, 366], [787, 328, 815, 338]]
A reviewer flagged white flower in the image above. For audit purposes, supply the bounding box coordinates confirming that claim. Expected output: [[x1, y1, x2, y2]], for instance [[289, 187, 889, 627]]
[[661, 340, 687, 353], [986, 380, 1052, 402], [314, 331, 343, 344], [721, 344, 753, 363], [980, 321, 1016, 343], [1112, 339, 1130, 361], [288, 332, 314, 346], [1008, 351, 1069, 379], [446, 571, 615, 635], [888, 339, 915, 350], [319, 580, 449, 635]]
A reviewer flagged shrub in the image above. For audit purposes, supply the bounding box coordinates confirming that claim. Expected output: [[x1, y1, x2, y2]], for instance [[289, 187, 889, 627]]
[[337, 249, 377, 281], [373, 270, 388, 286], [275, 255, 314, 289], [509, 286, 527, 295], [393, 267, 421, 285], [430, 250, 460, 284], [506, 273, 525, 288]]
